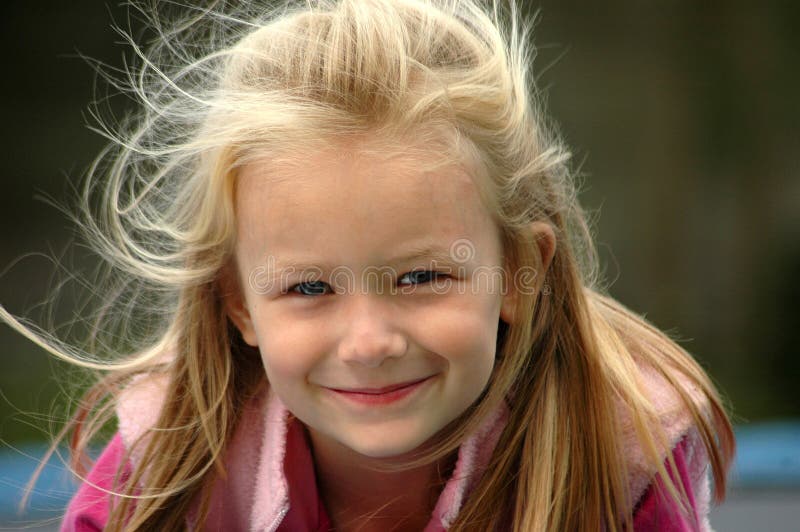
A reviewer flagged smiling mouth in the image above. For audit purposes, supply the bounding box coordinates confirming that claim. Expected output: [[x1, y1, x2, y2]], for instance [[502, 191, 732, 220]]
[[327, 376, 433, 395], [325, 376, 436, 407]]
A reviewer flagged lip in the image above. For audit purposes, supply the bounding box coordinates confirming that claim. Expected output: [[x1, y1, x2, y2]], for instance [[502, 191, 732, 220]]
[[325, 375, 435, 406], [329, 377, 432, 394]]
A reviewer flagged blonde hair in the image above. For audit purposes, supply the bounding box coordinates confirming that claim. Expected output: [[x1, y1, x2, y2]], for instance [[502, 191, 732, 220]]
[[2, 0, 733, 530]]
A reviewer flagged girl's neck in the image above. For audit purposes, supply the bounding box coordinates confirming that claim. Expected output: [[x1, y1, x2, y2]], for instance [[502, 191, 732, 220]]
[[305, 424, 457, 532]]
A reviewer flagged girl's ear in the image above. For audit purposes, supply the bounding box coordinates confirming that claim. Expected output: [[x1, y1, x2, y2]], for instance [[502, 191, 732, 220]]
[[531, 221, 557, 273], [219, 265, 259, 347], [500, 221, 556, 324]]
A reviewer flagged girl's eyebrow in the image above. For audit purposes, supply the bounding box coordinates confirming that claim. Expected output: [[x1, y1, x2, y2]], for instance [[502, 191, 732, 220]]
[[385, 245, 460, 266], [267, 244, 461, 274]]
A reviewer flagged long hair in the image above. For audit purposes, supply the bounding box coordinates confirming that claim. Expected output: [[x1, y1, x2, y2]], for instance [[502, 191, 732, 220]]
[[2, 1, 733, 530]]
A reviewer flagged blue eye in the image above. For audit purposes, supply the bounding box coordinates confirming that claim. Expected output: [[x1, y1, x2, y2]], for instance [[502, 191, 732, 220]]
[[398, 270, 446, 286], [289, 280, 332, 296], [287, 271, 448, 296]]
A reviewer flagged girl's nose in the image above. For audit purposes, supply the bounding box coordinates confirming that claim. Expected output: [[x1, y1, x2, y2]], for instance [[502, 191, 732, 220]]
[[337, 295, 408, 368]]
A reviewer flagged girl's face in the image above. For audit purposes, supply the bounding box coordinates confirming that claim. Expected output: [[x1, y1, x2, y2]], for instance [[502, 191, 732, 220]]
[[226, 138, 515, 459]]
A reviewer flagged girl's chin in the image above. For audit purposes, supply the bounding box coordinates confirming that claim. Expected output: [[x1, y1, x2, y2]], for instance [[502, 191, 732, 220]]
[[341, 423, 454, 462], [340, 436, 428, 460], [308, 424, 439, 462]]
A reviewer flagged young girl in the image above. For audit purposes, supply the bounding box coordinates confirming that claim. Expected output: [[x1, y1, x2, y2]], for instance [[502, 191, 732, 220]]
[[3, 0, 734, 530]]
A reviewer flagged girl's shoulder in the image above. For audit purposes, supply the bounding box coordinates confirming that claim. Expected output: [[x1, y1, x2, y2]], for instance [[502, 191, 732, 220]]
[[61, 434, 131, 532], [618, 355, 709, 500], [61, 373, 170, 531], [63, 372, 266, 531], [115, 371, 171, 458], [632, 431, 712, 530], [620, 356, 713, 529]]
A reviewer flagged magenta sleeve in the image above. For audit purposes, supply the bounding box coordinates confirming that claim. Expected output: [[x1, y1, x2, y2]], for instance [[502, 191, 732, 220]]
[[632, 432, 711, 531], [60, 434, 132, 532]]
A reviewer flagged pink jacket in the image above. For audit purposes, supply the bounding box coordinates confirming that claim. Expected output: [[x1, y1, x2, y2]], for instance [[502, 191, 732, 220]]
[[61, 363, 713, 531]]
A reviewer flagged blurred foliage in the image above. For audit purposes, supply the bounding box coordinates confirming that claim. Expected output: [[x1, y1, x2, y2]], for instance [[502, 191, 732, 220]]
[[1, 1, 798, 444]]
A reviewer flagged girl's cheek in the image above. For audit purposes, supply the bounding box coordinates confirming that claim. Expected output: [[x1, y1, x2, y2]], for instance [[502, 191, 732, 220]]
[[255, 311, 330, 376], [416, 297, 499, 357], [264, 339, 325, 378]]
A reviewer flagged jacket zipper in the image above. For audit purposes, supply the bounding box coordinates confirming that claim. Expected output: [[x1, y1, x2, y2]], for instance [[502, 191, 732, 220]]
[[265, 504, 289, 532]]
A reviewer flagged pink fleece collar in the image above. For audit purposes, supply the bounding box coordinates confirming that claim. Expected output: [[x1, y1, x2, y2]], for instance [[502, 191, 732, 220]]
[[251, 387, 510, 532]]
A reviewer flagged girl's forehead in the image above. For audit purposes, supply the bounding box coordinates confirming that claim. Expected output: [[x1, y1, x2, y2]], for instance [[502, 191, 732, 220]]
[[236, 140, 484, 212], [233, 144, 500, 265], [240, 136, 468, 184]]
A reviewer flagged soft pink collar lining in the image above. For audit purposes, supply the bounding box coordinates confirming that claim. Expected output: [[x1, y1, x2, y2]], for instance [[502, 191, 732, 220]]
[[250, 387, 510, 531]]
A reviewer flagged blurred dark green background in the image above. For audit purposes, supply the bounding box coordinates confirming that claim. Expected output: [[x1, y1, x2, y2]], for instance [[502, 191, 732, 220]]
[[1, 1, 798, 445]]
